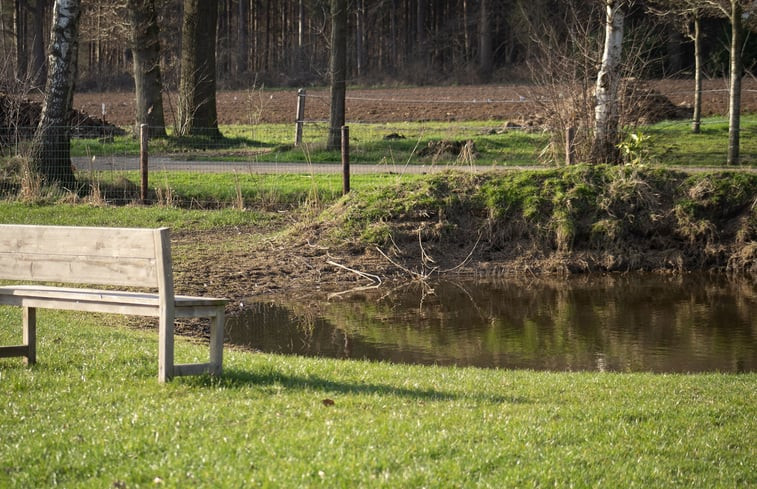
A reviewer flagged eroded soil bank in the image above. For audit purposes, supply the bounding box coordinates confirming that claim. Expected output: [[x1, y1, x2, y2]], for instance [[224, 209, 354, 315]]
[[169, 166, 757, 317]]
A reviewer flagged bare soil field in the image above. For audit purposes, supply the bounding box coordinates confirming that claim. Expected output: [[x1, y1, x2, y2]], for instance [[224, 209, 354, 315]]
[[74, 79, 757, 128]]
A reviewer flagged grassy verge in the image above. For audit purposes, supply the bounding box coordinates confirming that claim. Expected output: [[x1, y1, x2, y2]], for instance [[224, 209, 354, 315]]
[[1, 308, 754, 488], [78, 171, 420, 208], [0, 201, 266, 229], [66, 115, 757, 167]]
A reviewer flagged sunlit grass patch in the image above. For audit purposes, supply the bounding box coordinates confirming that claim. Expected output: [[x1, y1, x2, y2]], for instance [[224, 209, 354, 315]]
[[0, 308, 754, 488]]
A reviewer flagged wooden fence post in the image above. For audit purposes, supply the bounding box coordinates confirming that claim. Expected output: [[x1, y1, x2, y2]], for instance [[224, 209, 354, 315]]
[[140, 123, 148, 204], [565, 126, 576, 166], [342, 125, 350, 195], [294, 88, 306, 146]]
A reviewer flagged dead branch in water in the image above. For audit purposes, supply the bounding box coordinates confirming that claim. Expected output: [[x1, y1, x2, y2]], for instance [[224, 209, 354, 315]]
[[326, 259, 382, 299], [377, 228, 483, 280]]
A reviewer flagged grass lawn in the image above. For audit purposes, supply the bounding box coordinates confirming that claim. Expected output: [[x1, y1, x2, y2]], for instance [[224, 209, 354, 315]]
[[1, 308, 754, 488], [65, 115, 757, 168], [0, 167, 755, 487]]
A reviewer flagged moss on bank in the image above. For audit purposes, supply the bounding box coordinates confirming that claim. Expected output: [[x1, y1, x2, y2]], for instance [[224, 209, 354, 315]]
[[322, 166, 757, 275]]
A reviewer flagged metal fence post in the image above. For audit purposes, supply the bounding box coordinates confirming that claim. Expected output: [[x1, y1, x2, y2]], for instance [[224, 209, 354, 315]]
[[294, 88, 306, 146], [341, 125, 350, 195], [140, 123, 149, 204]]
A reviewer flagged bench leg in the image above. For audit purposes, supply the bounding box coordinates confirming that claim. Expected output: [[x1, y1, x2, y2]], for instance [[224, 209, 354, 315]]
[[208, 309, 224, 376], [23, 307, 36, 365], [158, 314, 174, 383]]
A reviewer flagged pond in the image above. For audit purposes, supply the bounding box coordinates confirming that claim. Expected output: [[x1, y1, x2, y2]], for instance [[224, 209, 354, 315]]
[[226, 273, 756, 373]]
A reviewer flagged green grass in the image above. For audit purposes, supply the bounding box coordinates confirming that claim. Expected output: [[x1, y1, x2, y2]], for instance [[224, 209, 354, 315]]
[[0, 169, 755, 486], [0, 201, 265, 229], [1, 308, 754, 488], [645, 116, 757, 166], [67, 115, 757, 168], [76, 171, 420, 208]]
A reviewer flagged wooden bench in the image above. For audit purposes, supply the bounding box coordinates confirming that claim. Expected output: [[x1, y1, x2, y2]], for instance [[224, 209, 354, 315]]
[[0, 224, 228, 382]]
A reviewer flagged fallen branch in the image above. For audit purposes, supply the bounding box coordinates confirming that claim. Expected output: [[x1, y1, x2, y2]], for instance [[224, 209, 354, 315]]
[[326, 259, 382, 285], [326, 259, 383, 300], [375, 246, 428, 280]]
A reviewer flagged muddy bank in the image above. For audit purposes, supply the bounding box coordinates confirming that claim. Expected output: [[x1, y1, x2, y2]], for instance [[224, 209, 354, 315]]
[[169, 166, 757, 314]]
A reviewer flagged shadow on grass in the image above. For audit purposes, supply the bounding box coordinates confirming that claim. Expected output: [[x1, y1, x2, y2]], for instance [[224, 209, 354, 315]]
[[185, 367, 530, 405]]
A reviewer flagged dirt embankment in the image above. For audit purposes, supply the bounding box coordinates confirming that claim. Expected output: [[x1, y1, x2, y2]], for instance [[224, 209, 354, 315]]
[[169, 167, 757, 309], [64, 82, 757, 310]]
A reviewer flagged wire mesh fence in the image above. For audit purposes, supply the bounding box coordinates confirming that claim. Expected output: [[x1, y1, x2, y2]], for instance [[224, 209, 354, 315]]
[[0, 120, 541, 208], [2, 84, 755, 209]]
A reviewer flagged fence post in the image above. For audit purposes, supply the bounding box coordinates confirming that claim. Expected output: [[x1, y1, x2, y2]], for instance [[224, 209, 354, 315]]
[[565, 126, 576, 166], [294, 88, 306, 146], [140, 123, 149, 204], [341, 125, 350, 195]]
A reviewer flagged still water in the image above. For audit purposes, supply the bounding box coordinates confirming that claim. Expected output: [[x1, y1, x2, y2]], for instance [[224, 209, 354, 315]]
[[226, 274, 756, 373]]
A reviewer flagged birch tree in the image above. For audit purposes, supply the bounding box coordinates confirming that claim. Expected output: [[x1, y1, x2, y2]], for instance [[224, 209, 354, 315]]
[[30, 0, 81, 188], [647, 1, 718, 133], [592, 0, 626, 164], [703, 0, 756, 165]]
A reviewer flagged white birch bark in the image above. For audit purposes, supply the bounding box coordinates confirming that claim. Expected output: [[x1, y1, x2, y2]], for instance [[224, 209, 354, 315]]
[[31, 0, 81, 187], [726, 0, 742, 165], [593, 0, 625, 163]]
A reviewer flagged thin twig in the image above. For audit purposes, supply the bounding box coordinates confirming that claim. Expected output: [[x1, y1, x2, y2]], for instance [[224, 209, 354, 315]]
[[326, 259, 382, 285], [327, 284, 382, 300], [440, 232, 482, 273], [418, 228, 437, 272], [374, 246, 426, 279]]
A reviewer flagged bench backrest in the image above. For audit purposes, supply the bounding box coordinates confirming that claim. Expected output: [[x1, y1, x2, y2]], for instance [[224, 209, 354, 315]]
[[0, 225, 174, 292]]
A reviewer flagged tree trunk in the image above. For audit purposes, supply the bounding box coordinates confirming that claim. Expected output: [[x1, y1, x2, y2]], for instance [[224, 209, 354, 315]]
[[389, 0, 398, 70], [237, 0, 249, 74], [31, 0, 81, 189], [127, 0, 167, 138], [726, 0, 742, 165], [327, 0, 347, 150], [692, 15, 702, 134], [355, 0, 365, 78], [416, 0, 427, 65], [30, 0, 47, 88], [478, 0, 492, 79], [592, 0, 624, 164], [178, 0, 221, 138], [15, 0, 27, 81]]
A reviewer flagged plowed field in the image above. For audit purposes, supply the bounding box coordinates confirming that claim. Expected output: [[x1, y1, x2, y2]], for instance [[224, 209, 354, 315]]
[[73, 79, 757, 127]]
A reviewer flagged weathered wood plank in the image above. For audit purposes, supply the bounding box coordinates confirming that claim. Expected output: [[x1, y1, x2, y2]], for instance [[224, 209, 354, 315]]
[[0, 297, 160, 316], [155, 228, 175, 383], [173, 363, 211, 376], [0, 345, 31, 358], [0, 254, 159, 286], [0, 225, 162, 259], [209, 312, 224, 375], [0, 286, 161, 304], [23, 307, 35, 364]]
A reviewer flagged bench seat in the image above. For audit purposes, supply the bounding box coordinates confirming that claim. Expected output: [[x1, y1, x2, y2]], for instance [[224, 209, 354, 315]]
[[0, 285, 227, 317]]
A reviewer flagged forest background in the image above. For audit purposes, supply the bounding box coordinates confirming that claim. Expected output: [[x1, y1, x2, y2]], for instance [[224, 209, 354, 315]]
[[4, 0, 757, 93]]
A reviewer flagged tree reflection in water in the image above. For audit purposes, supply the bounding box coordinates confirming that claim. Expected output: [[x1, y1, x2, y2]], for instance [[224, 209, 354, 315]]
[[226, 273, 756, 373]]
